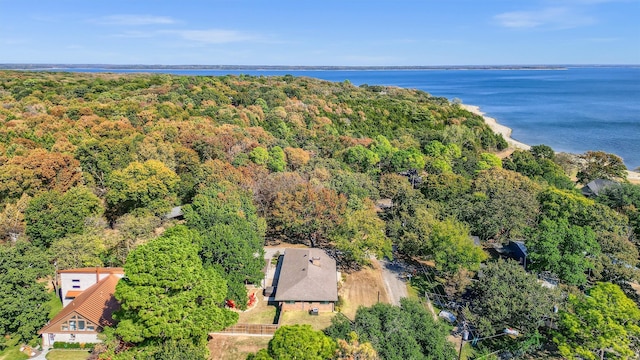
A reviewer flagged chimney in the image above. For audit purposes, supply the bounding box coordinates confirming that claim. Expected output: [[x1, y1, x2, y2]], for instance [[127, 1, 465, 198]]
[[311, 256, 321, 267]]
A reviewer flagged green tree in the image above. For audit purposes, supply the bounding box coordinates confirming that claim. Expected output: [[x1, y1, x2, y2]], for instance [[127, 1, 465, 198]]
[[504, 149, 573, 189], [457, 168, 541, 241], [370, 135, 396, 164], [75, 137, 137, 192], [249, 146, 270, 165], [266, 325, 337, 360], [554, 282, 640, 360], [527, 218, 600, 285], [331, 201, 392, 266], [109, 213, 161, 266], [538, 187, 638, 282], [423, 141, 462, 174], [476, 152, 502, 171], [577, 151, 627, 184], [106, 159, 179, 217], [420, 172, 471, 203], [343, 145, 380, 172], [326, 299, 455, 360], [50, 233, 106, 269], [390, 147, 426, 172], [268, 146, 286, 172], [114, 226, 238, 345], [530, 144, 555, 160], [429, 217, 487, 273], [597, 182, 640, 241], [327, 170, 380, 205], [25, 186, 103, 248], [468, 259, 557, 337], [184, 182, 265, 308], [0, 241, 53, 343]]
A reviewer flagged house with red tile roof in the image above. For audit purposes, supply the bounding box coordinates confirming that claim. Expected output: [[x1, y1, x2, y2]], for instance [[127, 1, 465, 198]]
[[39, 268, 124, 347], [58, 267, 124, 306]]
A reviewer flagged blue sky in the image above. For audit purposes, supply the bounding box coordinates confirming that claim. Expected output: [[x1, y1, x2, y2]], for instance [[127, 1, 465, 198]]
[[1, 0, 638, 65]]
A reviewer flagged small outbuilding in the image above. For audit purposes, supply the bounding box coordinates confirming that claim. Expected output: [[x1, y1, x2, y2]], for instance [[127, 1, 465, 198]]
[[163, 206, 184, 220], [507, 240, 528, 269], [581, 179, 618, 197]]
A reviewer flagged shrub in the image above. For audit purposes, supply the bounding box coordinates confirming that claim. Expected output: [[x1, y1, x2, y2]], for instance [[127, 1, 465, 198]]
[[52, 342, 95, 350]]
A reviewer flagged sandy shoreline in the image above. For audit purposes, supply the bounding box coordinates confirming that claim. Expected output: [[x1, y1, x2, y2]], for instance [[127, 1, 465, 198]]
[[460, 104, 530, 151], [460, 103, 640, 184]]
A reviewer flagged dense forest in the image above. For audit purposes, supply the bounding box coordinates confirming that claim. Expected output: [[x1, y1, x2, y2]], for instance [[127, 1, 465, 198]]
[[0, 70, 639, 359]]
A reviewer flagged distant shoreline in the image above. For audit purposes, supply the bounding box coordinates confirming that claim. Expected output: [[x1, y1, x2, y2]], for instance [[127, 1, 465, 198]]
[[2, 64, 638, 71], [460, 104, 640, 184]]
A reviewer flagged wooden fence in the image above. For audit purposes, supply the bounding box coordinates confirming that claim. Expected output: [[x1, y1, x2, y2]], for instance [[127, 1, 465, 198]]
[[216, 323, 279, 336]]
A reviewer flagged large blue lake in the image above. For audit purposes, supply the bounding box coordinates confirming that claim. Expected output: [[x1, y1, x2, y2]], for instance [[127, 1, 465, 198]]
[[66, 67, 640, 169]]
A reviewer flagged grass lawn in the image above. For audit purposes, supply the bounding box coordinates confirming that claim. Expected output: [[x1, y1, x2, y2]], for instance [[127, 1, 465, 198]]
[[0, 346, 28, 360], [46, 291, 63, 319], [406, 281, 419, 299], [46, 349, 91, 360], [237, 291, 278, 324], [279, 311, 335, 331]]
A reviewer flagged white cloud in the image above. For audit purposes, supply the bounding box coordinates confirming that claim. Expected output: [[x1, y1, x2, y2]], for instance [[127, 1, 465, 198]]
[[494, 7, 595, 29], [94, 15, 176, 26], [110, 30, 156, 39], [586, 37, 620, 42], [166, 29, 260, 44]]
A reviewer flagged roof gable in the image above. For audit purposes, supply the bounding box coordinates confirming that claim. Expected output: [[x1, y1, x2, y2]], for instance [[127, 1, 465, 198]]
[[274, 248, 338, 302], [39, 274, 121, 334]]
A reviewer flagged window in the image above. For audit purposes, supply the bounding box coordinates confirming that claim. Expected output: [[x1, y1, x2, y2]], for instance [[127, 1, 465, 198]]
[[87, 325, 95, 331], [286, 301, 295, 304], [61, 324, 68, 331], [69, 320, 76, 331], [78, 320, 85, 330], [320, 301, 330, 304]]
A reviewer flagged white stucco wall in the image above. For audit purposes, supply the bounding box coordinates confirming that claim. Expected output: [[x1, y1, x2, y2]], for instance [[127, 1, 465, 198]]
[[41, 332, 99, 347], [59, 272, 122, 306]]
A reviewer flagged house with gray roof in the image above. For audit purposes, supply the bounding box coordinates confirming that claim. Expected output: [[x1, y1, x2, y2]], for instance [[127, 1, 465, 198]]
[[581, 179, 618, 197], [274, 248, 338, 312]]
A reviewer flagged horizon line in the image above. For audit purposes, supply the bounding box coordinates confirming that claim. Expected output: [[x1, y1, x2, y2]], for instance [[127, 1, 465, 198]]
[[1, 63, 639, 70]]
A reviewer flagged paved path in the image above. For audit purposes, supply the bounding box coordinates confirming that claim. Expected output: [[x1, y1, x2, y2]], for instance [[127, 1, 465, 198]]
[[28, 347, 49, 360], [378, 259, 408, 305]]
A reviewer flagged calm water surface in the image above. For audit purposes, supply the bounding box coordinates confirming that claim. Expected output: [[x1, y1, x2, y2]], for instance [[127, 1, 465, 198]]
[[67, 67, 640, 169]]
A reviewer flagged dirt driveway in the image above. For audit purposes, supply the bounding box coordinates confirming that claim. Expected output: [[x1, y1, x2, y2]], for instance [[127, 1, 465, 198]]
[[378, 259, 408, 305]]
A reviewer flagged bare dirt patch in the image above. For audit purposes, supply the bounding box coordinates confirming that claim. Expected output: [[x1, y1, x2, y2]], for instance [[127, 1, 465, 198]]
[[208, 335, 270, 360], [339, 261, 390, 319]]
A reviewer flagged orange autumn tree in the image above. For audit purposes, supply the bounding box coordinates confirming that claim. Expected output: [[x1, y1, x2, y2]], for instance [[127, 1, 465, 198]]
[[0, 149, 82, 202], [268, 183, 347, 247]]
